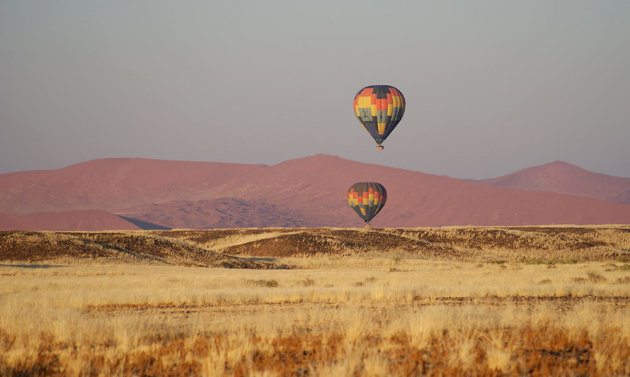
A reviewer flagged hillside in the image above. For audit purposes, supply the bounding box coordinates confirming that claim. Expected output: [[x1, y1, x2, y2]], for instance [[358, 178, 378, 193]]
[[2, 226, 629, 264], [0, 230, 284, 268], [0, 210, 140, 231], [118, 198, 307, 229], [191, 154, 630, 227], [0, 158, 265, 214], [1, 155, 630, 229], [473, 161, 630, 204]]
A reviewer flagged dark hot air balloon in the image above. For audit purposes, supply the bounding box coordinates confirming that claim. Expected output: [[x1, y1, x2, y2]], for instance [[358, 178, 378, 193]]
[[353, 85, 405, 150], [347, 182, 387, 225]]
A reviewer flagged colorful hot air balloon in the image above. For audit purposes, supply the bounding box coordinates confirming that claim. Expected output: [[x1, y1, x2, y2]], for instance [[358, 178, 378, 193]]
[[347, 182, 387, 225], [353, 85, 405, 150]]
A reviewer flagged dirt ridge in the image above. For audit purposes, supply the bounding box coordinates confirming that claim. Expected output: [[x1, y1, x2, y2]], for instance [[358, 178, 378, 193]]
[[2, 225, 629, 265], [0, 231, 286, 269]]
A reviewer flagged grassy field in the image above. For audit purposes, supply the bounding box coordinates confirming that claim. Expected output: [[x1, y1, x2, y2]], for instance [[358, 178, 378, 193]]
[[1, 226, 630, 376]]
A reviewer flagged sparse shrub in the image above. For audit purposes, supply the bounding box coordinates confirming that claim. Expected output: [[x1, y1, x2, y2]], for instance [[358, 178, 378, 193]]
[[521, 258, 546, 264], [538, 279, 552, 284], [604, 263, 617, 271], [489, 260, 506, 264], [587, 272, 607, 283], [603, 262, 630, 271], [298, 278, 315, 287], [572, 277, 588, 284], [522, 258, 579, 265], [615, 276, 630, 284], [246, 279, 279, 288]]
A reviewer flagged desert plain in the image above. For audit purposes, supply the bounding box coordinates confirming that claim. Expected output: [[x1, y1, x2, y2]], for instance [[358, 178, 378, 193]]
[[1, 225, 630, 376]]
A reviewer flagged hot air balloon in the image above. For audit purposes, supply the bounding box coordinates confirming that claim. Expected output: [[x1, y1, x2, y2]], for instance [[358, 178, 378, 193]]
[[347, 182, 387, 225], [353, 85, 405, 150]]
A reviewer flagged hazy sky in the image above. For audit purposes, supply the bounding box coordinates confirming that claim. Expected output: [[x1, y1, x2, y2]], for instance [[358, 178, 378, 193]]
[[1, 1, 629, 179]]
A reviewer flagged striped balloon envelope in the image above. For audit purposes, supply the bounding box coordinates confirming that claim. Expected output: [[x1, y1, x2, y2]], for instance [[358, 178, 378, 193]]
[[353, 85, 405, 149], [347, 182, 387, 225]]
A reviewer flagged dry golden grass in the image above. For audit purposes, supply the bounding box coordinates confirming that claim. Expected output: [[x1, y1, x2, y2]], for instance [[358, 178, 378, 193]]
[[156, 225, 630, 263], [1, 260, 630, 376], [0, 231, 285, 269], [1, 226, 630, 376], [3, 225, 629, 265]]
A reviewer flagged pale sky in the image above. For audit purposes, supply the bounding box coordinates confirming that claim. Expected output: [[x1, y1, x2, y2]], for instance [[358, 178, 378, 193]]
[[1, 1, 629, 179]]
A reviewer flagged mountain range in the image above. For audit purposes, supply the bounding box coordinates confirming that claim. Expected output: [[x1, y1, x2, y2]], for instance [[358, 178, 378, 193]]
[[470, 161, 630, 204], [1, 155, 629, 230]]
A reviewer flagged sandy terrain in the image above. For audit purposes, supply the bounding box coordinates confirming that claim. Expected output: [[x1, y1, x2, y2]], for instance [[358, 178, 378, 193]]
[[3, 155, 630, 229], [1, 226, 629, 376]]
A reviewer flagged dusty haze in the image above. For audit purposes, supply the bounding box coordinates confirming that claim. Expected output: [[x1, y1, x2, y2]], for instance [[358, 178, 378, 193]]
[[1, 1, 629, 178]]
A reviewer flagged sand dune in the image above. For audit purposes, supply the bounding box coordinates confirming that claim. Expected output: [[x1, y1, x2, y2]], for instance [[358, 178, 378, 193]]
[[0, 210, 140, 231], [1, 155, 630, 229], [0, 158, 264, 214], [472, 161, 630, 204]]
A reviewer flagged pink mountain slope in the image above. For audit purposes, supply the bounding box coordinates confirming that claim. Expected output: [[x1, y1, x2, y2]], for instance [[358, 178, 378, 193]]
[[119, 198, 307, 229], [196, 154, 630, 227], [473, 161, 630, 205], [1, 155, 630, 229], [0, 210, 141, 231], [0, 158, 265, 214]]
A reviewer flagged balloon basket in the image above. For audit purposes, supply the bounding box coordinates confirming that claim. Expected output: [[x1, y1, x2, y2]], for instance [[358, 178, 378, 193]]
[[376, 145, 384, 150]]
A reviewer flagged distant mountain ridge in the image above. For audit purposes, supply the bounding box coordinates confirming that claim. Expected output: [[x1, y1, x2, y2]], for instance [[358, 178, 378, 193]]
[[0, 158, 265, 214], [1, 155, 629, 230], [471, 161, 630, 205], [0, 210, 141, 231]]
